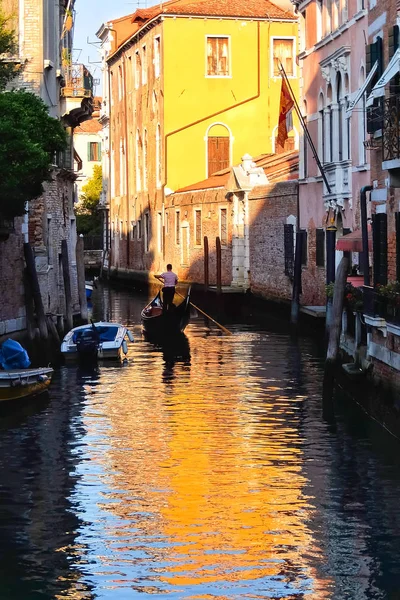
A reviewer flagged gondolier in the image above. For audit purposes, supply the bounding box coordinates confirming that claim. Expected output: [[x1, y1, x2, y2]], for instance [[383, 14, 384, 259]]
[[155, 264, 178, 313]]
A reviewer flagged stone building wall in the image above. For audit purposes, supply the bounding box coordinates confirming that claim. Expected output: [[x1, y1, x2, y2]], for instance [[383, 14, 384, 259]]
[[249, 181, 298, 302]]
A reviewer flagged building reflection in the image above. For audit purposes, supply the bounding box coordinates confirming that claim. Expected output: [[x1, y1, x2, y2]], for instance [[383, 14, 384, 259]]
[[91, 328, 332, 596]]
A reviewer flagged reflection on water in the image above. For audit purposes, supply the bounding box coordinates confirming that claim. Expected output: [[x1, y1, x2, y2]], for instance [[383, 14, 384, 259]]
[[0, 285, 400, 599]]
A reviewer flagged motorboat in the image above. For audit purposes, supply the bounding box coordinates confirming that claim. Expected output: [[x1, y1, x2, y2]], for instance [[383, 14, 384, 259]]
[[0, 339, 53, 402], [61, 321, 134, 361], [0, 367, 53, 402]]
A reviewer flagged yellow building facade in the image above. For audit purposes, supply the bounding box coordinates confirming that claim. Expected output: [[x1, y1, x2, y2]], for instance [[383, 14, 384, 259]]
[[103, 0, 299, 275]]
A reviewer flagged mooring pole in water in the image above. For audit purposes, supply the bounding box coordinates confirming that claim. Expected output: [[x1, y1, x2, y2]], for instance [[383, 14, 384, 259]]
[[23, 242, 48, 340], [76, 235, 88, 321], [291, 231, 304, 326], [23, 268, 36, 341], [323, 256, 348, 395], [61, 239, 73, 333], [204, 235, 209, 293], [216, 236, 222, 294]]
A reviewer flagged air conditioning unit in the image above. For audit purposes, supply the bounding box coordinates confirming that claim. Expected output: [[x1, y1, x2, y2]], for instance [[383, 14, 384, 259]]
[[44, 59, 54, 70]]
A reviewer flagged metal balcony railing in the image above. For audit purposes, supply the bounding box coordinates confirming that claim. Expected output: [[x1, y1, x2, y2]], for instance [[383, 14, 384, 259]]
[[363, 285, 400, 325], [61, 64, 93, 99], [383, 96, 400, 162]]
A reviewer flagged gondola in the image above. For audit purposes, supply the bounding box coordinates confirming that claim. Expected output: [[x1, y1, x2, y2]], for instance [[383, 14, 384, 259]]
[[141, 287, 191, 338]]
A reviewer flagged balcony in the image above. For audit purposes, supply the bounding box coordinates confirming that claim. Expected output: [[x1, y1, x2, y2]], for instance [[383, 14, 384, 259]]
[[60, 64, 94, 127], [363, 285, 400, 326], [382, 95, 400, 184]]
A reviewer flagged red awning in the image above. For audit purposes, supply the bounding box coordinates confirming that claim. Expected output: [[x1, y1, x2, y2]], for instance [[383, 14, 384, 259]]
[[336, 227, 372, 253]]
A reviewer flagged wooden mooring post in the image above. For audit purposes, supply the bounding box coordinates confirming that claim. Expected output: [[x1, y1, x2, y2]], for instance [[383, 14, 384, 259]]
[[204, 235, 209, 292], [76, 235, 88, 321], [61, 239, 73, 332], [23, 242, 48, 340], [323, 256, 349, 396], [216, 236, 222, 294]]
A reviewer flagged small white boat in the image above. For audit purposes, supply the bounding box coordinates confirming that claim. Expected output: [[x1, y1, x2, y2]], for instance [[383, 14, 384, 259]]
[[0, 367, 53, 402], [61, 321, 134, 361]]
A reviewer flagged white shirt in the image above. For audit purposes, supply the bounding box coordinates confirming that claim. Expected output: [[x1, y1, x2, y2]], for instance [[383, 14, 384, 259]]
[[161, 271, 178, 287]]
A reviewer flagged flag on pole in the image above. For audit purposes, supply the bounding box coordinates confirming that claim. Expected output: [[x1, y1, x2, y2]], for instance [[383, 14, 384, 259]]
[[277, 75, 294, 150]]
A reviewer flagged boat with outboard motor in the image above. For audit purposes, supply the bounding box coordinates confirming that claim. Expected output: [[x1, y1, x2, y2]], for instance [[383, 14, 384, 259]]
[[61, 321, 134, 361]]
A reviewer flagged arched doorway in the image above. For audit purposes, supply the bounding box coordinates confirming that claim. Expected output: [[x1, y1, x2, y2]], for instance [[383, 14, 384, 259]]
[[206, 123, 230, 177]]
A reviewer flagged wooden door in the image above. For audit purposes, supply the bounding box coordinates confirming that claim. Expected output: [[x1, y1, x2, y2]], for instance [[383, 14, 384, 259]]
[[208, 137, 229, 176]]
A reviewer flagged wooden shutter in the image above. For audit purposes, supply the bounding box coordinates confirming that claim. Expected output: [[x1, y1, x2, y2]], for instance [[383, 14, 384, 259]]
[[372, 213, 388, 286], [208, 137, 229, 176], [367, 37, 384, 134], [220, 208, 227, 244], [195, 210, 201, 245], [301, 230, 307, 265], [284, 224, 294, 278], [389, 26, 400, 95], [316, 229, 325, 266], [396, 212, 400, 281]]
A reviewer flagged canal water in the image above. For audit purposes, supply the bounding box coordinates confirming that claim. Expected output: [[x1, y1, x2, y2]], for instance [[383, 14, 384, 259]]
[[1, 285, 400, 600]]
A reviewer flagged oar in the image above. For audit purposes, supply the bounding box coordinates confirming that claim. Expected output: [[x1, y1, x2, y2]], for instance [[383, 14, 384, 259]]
[[176, 292, 232, 336]]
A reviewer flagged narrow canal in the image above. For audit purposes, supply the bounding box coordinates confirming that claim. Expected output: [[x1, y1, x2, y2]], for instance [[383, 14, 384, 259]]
[[1, 285, 400, 599]]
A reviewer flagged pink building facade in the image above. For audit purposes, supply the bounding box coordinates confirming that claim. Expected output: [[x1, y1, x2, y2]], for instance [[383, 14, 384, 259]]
[[296, 0, 369, 305]]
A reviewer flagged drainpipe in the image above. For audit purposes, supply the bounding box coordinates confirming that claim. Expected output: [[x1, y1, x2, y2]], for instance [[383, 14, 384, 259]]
[[360, 185, 373, 286]]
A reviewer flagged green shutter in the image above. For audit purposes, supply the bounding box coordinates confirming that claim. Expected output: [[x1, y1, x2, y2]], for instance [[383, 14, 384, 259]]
[[87, 142, 91, 161]]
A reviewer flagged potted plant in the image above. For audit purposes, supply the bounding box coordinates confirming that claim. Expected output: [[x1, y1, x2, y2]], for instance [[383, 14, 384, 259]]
[[377, 281, 400, 323]]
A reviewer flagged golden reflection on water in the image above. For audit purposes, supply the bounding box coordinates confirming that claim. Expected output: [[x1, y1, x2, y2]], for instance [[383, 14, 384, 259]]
[[79, 328, 333, 597]]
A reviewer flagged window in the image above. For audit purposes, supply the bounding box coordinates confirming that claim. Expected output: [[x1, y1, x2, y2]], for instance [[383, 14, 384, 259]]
[[316, 229, 325, 266], [120, 219, 123, 240], [302, 111, 308, 177], [142, 45, 147, 85], [88, 142, 101, 162], [118, 65, 123, 100], [131, 221, 136, 241], [154, 36, 160, 79], [176, 211, 180, 244], [300, 230, 307, 265], [144, 212, 150, 252], [337, 74, 343, 161], [275, 136, 295, 154], [372, 213, 388, 286], [135, 50, 140, 89], [156, 124, 162, 188], [284, 224, 294, 278], [273, 38, 294, 76], [396, 213, 400, 281], [206, 36, 229, 77], [137, 218, 142, 239], [195, 210, 202, 246], [220, 208, 227, 245], [208, 136, 229, 176], [136, 129, 141, 191], [157, 212, 162, 252], [143, 128, 148, 191]]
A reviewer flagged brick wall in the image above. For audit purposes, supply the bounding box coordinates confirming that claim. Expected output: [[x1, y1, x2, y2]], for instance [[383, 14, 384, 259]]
[[0, 219, 26, 330], [249, 181, 298, 301]]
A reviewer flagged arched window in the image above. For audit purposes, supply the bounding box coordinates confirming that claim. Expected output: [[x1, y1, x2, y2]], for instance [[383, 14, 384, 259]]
[[156, 124, 162, 188], [336, 73, 343, 161], [318, 93, 325, 164], [207, 124, 230, 176], [136, 129, 141, 191], [327, 83, 333, 162], [358, 67, 366, 165], [143, 128, 148, 190], [302, 100, 308, 178]]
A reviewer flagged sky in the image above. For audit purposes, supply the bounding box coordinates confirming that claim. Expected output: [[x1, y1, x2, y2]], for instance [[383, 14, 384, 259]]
[[73, 0, 149, 93]]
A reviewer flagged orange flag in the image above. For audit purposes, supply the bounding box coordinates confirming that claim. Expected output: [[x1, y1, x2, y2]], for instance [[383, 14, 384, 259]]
[[277, 76, 294, 150]]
